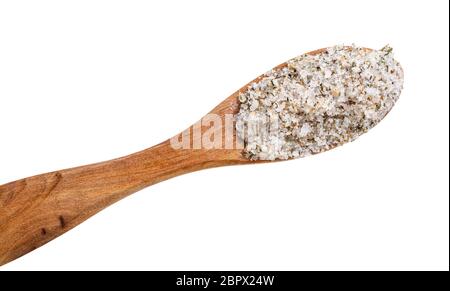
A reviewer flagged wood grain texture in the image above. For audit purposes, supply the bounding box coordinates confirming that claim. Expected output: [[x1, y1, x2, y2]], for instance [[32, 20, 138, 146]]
[[0, 48, 329, 266]]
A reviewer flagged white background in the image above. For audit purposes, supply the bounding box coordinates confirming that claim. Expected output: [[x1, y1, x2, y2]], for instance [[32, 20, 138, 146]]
[[0, 0, 448, 271]]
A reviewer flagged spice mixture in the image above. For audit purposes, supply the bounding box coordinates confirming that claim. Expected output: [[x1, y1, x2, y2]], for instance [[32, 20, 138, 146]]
[[235, 45, 404, 160]]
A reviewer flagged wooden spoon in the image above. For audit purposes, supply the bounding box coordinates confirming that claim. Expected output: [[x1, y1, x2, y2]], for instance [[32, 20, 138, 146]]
[[0, 48, 364, 266]]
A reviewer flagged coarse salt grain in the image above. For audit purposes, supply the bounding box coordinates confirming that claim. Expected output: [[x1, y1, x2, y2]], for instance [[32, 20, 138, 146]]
[[298, 123, 311, 137]]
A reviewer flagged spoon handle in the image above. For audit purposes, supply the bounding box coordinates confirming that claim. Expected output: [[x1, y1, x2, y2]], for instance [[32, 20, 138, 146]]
[[0, 139, 224, 266]]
